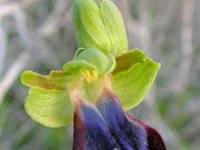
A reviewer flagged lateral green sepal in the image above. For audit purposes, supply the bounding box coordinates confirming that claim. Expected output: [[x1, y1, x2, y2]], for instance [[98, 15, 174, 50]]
[[112, 49, 161, 110], [21, 70, 75, 127], [24, 88, 73, 128]]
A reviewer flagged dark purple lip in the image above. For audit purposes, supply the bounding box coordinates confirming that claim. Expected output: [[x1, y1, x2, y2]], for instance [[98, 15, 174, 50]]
[[73, 88, 166, 150]]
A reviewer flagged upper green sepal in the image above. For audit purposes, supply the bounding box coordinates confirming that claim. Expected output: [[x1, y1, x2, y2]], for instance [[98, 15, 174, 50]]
[[63, 60, 96, 74], [74, 48, 116, 74], [112, 49, 161, 110]]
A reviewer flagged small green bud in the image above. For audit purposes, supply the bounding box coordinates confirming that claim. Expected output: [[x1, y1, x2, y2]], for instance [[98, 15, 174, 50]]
[[99, 0, 128, 56], [71, 0, 128, 57], [71, 0, 112, 54]]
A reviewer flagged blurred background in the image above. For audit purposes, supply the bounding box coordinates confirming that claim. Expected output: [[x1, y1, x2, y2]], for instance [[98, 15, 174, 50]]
[[0, 0, 199, 149]]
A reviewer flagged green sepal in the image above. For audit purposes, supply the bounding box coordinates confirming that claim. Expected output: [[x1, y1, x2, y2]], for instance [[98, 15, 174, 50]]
[[99, 0, 128, 56], [112, 49, 161, 110], [74, 48, 116, 74], [24, 88, 72, 128], [62, 59, 96, 74], [21, 70, 75, 127]]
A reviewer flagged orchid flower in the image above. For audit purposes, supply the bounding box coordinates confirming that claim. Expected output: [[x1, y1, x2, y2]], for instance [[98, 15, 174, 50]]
[[21, 0, 166, 149]]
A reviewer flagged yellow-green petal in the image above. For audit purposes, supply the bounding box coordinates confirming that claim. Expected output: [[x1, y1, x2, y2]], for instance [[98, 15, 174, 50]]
[[21, 70, 73, 90], [112, 49, 145, 75]]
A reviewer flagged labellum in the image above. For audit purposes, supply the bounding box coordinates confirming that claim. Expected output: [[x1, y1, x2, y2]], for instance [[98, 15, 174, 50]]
[[73, 88, 166, 150]]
